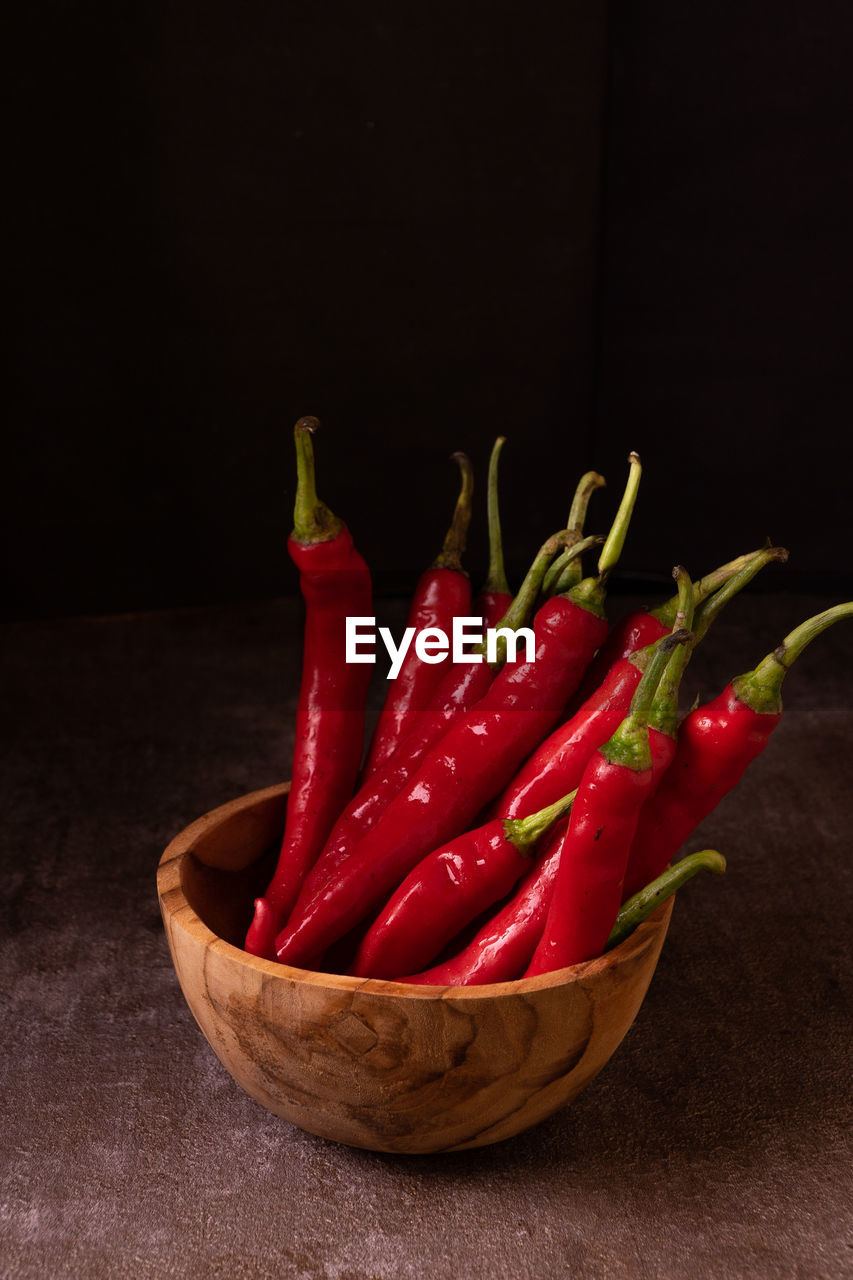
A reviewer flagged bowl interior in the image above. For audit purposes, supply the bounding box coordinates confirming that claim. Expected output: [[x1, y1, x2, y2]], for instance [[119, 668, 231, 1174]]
[[182, 842, 278, 948]]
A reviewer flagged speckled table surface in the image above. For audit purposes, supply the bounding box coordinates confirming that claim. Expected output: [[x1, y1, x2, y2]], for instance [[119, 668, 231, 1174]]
[[2, 594, 851, 1280]]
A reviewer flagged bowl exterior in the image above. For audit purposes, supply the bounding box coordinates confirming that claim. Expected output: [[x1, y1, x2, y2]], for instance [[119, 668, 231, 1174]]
[[158, 785, 672, 1154]]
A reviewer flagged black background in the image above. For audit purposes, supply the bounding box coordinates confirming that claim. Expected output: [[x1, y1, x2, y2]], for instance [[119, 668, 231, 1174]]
[[8, 2, 853, 620]]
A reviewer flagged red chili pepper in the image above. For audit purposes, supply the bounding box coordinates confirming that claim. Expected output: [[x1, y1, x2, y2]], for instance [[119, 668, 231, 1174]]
[[361, 453, 474, 783], [436, 552, 778, 981], [562, 546, 767, 716], [407, 574, 697, 986], [273, 454, 643, 967], [490, 561, 700, 822], [289, 528, 599, 916], [492, 650, 649, 821], [349, 789, 579, 979], [244, 419, 373, 960], [401, 818, 569, 985], [403, 845, 726, 986], [472, 436, 513, 631], [622, 599, 853, 900], [641, 549, 797, 801], [525, 628, 689, 976]]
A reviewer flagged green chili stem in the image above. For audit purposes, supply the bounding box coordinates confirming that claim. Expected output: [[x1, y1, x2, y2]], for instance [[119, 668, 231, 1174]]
[[652, 547, 768, 624], [601, 630, 691, 772], [568, 470, 607, 533], [606, 850, 726, 950], [554, 453, 642, 615], [648, 567, 696, 738], [692, 545, 788, 646], [541, 544, 584, 597], [504, 788, 578, 854], [484, 532, 603, 669], [481, 437, 510, 595], [670, 565, 695, 634], [292, 417, 344, 545], [433, 452, 475, 571], [597, 452, 642, 581], [733, 601, 853, 714], [542, 470, 608, 596]]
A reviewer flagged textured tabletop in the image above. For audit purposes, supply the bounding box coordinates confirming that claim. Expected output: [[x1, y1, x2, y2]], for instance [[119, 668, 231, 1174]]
[[2, 593, 851, 1280]]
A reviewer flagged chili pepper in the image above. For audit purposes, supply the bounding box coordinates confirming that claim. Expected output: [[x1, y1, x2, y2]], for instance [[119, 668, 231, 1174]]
[[399, 817, 569, 985], [622, 599, 853, 900], [403, 847, 725, 985], [562, 546, 768, 716], [274, 454, 643, 967], [349, 789, 579, 979], [442, 571, 696, 985], [489, 647, 657, 823], [289, 528, 599, 916], [427, 552, 778, 983], [361, 452, 474, 783], [641, 567, 696, 791], [605, 849, 726, 951], [491, 564, 694, 824], [472, 437, 513, 631], [525, 628, 690, 976], [244, 418, 373, 960]]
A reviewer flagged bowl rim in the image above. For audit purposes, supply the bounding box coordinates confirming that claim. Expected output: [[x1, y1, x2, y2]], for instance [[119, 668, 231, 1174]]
[[158, 782, 673, 1002]]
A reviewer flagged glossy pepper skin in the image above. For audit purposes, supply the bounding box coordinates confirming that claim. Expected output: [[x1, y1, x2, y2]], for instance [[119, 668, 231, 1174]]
[[289, 530, 589, 913], [361, 455, 473, 782], [403, 843, 725, 986], [564, 613, 668, 716], [363, 566, 472, 778], [349, 790, 577, 980], [427, 643, 680, 985], [622, 600, 853, 899], [621, 685, 779, 901], [409, 574, 697, 985], [492, 653, 645, 821], [401, 817, 569, 985], [525, 748, 654, 975], [490, 551, 702, 824], [244, 422, 373, 961], [274, 593, 609, 967], [524, 629, 687, 976], [525, 752, 650, 972], [292, 659, 496, 911], [274, 452, 643, 967]]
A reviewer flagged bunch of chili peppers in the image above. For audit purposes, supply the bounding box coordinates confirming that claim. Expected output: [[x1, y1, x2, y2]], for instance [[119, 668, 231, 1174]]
[[244, 419, 852, 984]]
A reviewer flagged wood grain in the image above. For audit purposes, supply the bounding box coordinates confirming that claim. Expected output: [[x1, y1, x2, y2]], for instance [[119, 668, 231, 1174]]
[[158, 784, 673, 1153]]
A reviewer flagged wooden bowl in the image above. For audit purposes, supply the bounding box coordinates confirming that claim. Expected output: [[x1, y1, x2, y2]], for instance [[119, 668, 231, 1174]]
[[157, 783, 673, 1154]]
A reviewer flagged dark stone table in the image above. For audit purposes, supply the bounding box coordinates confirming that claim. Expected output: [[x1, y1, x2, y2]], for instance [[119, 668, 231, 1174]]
[[2, 594, 851, 1279]]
